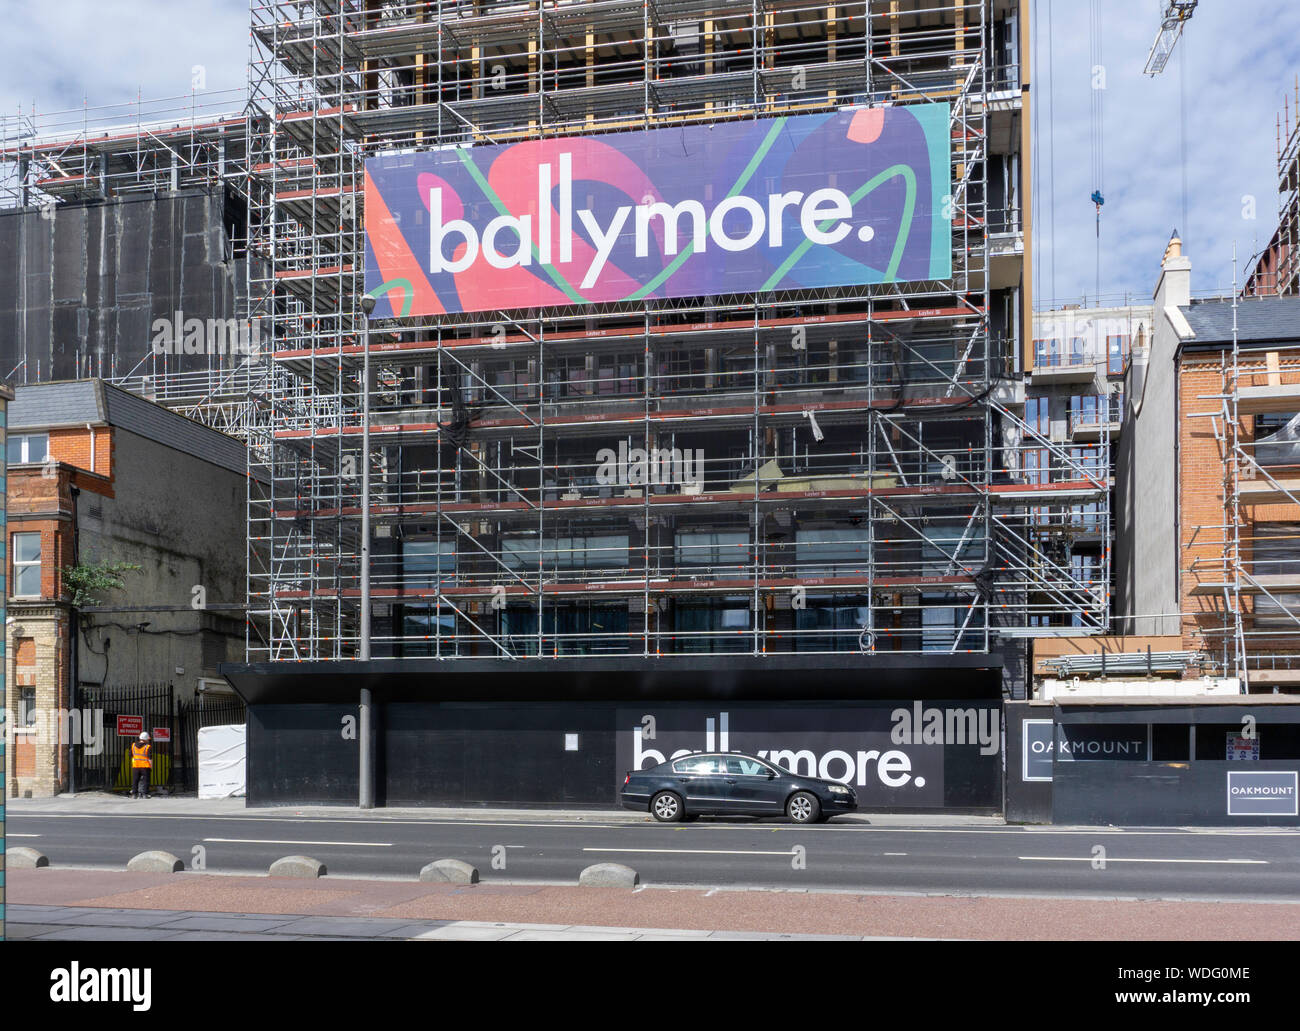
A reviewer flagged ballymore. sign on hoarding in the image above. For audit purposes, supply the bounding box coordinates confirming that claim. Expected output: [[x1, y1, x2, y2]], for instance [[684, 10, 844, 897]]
[[363, 105, 952, 317], [615, 702, 1000, 809]]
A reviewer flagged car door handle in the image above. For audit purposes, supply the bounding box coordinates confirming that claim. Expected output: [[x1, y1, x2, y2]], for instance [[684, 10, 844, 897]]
[[677, 778, 689, 783], [725, 779, 737, 785]]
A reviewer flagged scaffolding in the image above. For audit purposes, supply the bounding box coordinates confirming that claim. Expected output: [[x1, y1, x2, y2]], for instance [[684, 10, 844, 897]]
[[244, 0, 1107, 668], [1278, 84, 1300, 297], [1191, 299, 1300, 690], [0, 88, 271, 432]]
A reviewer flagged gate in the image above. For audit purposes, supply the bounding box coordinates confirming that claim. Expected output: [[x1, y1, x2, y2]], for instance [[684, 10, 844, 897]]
[[74, 683, 175, 793], [72, 685, 246, 794]]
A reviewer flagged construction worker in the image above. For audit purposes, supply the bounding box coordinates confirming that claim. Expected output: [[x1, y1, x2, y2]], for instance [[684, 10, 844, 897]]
[[130, 732, 152, 799]]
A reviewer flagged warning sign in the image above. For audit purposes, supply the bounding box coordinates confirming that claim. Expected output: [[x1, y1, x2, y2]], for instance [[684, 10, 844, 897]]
[[116, 715, 144, 737]]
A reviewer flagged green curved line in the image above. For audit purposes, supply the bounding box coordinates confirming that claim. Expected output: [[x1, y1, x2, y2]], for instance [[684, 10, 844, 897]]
[[455, 149, 586, 304], [622, 117, 790, 302], [760, 164, 917, 292], [369, 278, 414, 317]]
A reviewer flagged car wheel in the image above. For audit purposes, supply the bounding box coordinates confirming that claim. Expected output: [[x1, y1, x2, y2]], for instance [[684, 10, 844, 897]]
[[786, 791, 820, 824], [651, 791, 685, 823]]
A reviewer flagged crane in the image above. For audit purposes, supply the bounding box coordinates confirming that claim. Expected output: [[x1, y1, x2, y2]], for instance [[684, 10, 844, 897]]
[[1143, 0, 1198, 76]]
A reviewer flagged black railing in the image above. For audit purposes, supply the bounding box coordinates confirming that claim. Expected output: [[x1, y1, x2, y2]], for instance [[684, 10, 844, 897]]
[[72, 684, 246, 794]]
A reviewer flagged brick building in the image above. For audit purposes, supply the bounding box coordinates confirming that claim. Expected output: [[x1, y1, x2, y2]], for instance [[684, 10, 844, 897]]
[[5, 380, 246, 797], [1116, 234, 1300, 691]]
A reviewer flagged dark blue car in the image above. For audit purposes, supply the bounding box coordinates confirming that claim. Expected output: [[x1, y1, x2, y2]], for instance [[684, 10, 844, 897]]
[[621, 752, 858, 823]]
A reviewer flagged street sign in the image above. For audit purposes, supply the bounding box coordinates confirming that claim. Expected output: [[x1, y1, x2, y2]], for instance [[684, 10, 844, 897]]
[[116, 716, 143, 737]]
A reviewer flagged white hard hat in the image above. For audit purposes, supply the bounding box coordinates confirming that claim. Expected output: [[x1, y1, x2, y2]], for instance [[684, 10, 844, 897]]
[[139, 731, 150, 741]]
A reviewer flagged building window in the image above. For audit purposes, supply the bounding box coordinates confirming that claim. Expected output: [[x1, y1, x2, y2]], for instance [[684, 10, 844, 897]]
[[12, 532, 41, 597], [673, 598, 752, 653], [6, 433, 48, 464], [19, 686, 37, 728], [1107, 335, 1129, 376]]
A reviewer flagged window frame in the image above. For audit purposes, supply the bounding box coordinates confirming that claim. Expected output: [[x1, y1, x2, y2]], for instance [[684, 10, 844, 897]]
[[11, 531, 41, 598]]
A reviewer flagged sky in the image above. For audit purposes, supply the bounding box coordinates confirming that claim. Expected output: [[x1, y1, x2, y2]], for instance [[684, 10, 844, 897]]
[[0, 1, 1296, 307], [1032, 0, 1299, 306]]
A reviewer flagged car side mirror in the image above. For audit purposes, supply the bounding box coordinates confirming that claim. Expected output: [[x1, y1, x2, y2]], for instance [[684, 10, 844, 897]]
[[767, 770, 776, 780]]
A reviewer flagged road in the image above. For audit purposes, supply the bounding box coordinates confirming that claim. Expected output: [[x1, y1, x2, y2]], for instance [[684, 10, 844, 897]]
[[9, 809, 1300, 901]]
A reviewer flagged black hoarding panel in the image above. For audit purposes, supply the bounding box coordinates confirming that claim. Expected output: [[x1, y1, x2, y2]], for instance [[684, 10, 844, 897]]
[[247, 704, 357, 805], [1053, 759, 1300, 826], [381, 703, 615, 807]]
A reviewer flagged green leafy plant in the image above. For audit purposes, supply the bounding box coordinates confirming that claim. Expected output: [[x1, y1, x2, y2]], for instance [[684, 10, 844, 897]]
[[61, 561, 143, 607]]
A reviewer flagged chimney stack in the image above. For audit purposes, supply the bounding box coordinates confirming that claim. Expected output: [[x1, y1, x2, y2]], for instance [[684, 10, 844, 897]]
[[1156, 229, 1191, 308]]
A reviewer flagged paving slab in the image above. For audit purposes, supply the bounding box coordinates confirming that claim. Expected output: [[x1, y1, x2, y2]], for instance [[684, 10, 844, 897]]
[[29, 925, 185, 941], [272, 916, 439, 937], [44, 908, 187, 928], [409, 924, 518, 941], [153, 914, 305, 933], [507, 929, 643, 941], [163, 931, 307, 942]]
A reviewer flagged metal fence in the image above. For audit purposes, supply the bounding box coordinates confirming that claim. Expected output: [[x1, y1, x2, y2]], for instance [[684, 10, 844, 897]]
[[73, 684, 245, 794]]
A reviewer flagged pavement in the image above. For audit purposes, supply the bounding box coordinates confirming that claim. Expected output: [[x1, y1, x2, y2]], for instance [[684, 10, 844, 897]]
[[7, 866, 1300, 941]]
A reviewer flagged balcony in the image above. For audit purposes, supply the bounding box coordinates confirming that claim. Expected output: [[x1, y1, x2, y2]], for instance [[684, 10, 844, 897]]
[[1030, 357, 1101, 386], [1069, 398, 1123, 441]]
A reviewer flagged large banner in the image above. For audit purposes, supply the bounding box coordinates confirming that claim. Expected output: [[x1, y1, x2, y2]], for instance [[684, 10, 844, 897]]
[[363, 105, 952, 317], [615, 702, 1000, 810]]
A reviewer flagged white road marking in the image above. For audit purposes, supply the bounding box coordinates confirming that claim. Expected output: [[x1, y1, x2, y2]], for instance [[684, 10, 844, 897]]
[[883, 852, 907, 856], [1018, 856, 1267, 865], [584, 847, 793, 857], [7, 833, 41, 838], [202, 838, 393, 847]]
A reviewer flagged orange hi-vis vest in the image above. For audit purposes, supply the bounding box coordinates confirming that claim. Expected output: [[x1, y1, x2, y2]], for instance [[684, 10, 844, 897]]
[[131, 743, 152, 769]]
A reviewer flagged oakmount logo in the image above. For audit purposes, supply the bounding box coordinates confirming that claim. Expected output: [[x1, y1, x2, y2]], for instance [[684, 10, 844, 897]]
[[1227, 771, 1299, 816], [890, 701, 1000, 756], [150, 312, 265, 356], [50, 964, 151, 1011], [595, 441, 703, 490], [429, 152, 873, 290], [1033, 737, 1146, 757]]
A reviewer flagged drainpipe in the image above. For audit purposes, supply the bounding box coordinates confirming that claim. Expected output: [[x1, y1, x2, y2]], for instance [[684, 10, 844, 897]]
[[69, 483, 80, 795]]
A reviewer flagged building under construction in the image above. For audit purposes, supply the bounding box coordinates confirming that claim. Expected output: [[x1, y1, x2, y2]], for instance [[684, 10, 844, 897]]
[[0, 89, 263, 438], [222, 0, 1113, 809]]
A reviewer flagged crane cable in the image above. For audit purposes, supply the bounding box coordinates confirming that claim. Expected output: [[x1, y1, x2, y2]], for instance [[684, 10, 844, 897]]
[[1088, 0, 1105, 301]]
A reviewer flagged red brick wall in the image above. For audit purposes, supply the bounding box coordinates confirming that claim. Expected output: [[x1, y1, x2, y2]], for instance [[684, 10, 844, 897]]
[[48, 426, 112, 478], [1180, 350, 1300, 658]]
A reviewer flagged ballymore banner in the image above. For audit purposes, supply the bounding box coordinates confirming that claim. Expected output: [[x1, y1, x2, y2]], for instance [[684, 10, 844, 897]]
[[362, 104, 952, 317]]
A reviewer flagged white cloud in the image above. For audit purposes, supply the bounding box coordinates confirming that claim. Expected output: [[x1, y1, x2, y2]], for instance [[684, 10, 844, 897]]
[[1033, 0, 1298, 306], [0, 0, 247, 130]]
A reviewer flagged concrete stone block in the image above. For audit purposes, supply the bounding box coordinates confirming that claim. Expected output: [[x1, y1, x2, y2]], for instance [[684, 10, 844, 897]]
[[127, 850, 184, 873], [8, 846, 50, 869], [269, 855, 326, 878], [419, 859, 479, 885], [578, 862, 640, 888]]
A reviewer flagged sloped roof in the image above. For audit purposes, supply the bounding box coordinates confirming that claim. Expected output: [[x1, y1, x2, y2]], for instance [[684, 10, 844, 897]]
[[1178, 296, 1300, 347], [7, 379, 245, 476]]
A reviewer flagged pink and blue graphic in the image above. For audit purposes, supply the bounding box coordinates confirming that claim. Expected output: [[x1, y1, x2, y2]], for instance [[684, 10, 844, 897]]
[[363, 104, 951, 317]]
